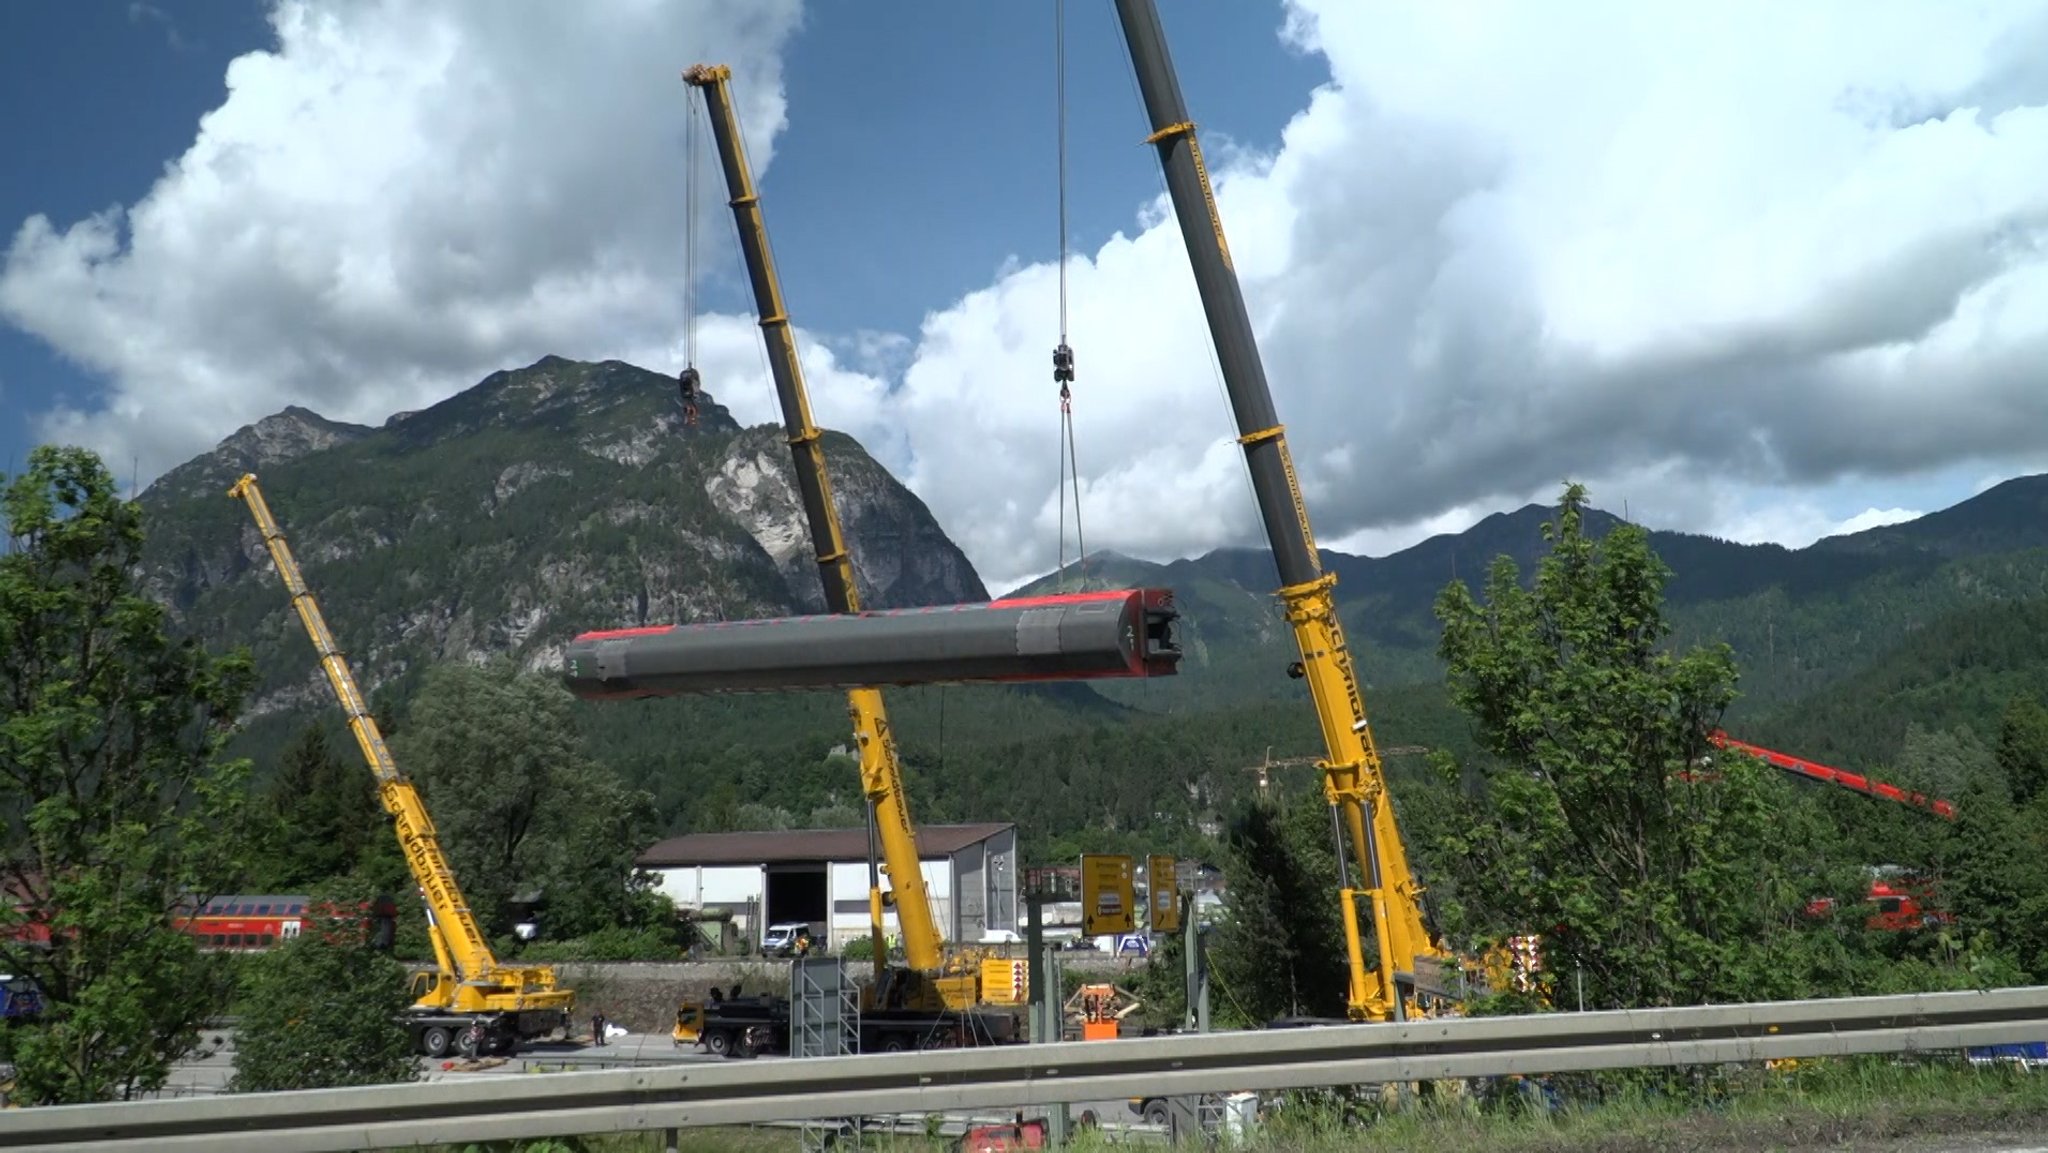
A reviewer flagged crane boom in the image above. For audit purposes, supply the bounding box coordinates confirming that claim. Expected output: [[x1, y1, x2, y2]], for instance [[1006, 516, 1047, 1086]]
[[1111, 0, 1441, 1021], [229, 474, 567, 1016], [681, 64, 944, 975], [1708, 731, 1957, 819]]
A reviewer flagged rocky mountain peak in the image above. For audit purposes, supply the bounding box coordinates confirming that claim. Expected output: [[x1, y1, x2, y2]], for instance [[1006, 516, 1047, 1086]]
[[224, 405, 371, 464], [135, 355, 988, 719], [141, 404, 373, 504]]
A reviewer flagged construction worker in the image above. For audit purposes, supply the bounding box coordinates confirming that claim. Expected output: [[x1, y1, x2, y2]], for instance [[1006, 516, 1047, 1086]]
[[678, 365, 701, 427]]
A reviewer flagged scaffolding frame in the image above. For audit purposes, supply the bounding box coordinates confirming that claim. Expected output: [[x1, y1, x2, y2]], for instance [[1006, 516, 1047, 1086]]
[[791, 956, 859, 1151]]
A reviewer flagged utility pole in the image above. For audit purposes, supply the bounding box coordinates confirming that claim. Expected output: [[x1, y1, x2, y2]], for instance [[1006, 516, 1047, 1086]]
[[1023, 871, 1070, 1145]]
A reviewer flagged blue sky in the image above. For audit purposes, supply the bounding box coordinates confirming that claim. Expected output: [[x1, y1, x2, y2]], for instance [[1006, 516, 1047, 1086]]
[[3, 1, 2045, 590], [0, 1, 273, 480], [0, 1, 1322, 480]]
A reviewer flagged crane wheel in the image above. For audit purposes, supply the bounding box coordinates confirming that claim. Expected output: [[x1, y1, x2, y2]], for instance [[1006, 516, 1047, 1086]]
[[706, 1030, 731, 1057], [422, 1027, 452, 1058]]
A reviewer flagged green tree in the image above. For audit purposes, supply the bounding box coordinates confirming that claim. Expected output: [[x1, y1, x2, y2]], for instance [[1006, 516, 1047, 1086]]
[[1206, 795, 1350, 1023], [392, 659, 657, 940], [0, 445, 257, 1103], [252, 721, 379, 889], [1429, 482, 1848, 1010], [1944, 767, 2048, 979], [229, 878, 417, 1092], [1996, 695, 2048, 806]]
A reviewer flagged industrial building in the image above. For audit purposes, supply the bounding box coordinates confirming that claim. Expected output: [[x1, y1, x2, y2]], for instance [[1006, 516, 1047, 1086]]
[[636, 822, 1019, 950]]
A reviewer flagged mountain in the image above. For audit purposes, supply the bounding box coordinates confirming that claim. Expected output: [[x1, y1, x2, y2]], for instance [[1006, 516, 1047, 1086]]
[[1814, 475, 2048, 560], [142, 405, 376, 504], [120, 359, 2048, 849], [1742, 595, 2048, 773], [1011, 486, 2048, 720], [136, 355, 985, 728]]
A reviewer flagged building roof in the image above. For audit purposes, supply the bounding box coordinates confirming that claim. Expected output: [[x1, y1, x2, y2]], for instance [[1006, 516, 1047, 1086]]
[[638, 822, 1015, 868]]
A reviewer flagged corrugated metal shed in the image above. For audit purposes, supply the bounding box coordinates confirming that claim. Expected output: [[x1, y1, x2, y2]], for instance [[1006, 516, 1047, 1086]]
[[638, 822, 1014, 867]]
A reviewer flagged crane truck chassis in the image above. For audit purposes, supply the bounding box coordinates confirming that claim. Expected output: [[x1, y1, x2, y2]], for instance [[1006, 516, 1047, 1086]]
[[401, 989, 566, 1059]]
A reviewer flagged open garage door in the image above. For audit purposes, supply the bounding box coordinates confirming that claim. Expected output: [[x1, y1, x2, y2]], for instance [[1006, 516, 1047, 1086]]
[[765, 864, 828, 946]]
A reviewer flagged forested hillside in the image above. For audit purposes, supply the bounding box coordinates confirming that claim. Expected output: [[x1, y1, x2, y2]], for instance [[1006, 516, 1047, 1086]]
[[1012, 481, 2048, 723]]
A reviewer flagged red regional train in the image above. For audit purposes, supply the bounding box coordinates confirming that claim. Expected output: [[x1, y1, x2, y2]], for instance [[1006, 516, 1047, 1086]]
[[177, 894, 315, 951], [3, 894, 394, 954]]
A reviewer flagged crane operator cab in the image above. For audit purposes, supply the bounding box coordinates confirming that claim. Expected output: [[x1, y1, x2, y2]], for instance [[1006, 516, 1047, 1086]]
[[678, 366, 702, 428]]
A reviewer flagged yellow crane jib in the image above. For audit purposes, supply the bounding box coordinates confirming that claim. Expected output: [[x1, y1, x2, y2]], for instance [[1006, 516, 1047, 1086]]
[[229, 473, 574, 1057], [680, 65, 1000, 1021], [1110, 0, 1448, 1023]]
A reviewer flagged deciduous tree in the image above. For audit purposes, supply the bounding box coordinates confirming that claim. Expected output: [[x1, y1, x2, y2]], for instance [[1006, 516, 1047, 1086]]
[[1429, 482, 1851, 1009], [230, 878, 416, 1092], [0, 445, 256, 1103], [392, 659, 657, 940]]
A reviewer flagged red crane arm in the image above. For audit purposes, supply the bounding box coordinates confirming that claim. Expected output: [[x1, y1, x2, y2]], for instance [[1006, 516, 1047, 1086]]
[[1706, 731, 1957, 820]]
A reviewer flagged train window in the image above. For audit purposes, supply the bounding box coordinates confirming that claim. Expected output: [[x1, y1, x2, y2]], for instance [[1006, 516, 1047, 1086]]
[[262, 934, 275, 947], [228, 934, 243, 947], [287, 903, 304, 915], [256, 904, 270, 915], [211, 934, 226, 946]]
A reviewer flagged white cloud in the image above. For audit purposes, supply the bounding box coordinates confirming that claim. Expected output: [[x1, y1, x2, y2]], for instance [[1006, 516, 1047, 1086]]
[[871, 0, 2048, 588], [1711, 501, 1925, 551], [11, 1, 2048, 595], [2, 0, 802, 482]]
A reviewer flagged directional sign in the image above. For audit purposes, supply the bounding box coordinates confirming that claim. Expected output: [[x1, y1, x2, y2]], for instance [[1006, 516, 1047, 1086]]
[[1148, 853, 1181, 933], [1080, 853, 1135, 936]]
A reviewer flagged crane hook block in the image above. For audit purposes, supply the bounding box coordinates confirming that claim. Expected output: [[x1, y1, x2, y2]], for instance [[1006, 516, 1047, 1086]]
[[1052, 342, 1075, 385], [678, 366, 702, 428]]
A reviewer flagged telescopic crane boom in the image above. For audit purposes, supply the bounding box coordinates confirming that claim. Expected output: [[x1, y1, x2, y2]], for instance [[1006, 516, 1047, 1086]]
[[679, 64, 962, 1005], [1111, 0, 1443, 1022], [230, 473, 573, 1056]]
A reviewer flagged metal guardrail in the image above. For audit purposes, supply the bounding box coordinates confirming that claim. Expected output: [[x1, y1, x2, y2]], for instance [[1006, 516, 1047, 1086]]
[[8, 986, 2048, 1152]]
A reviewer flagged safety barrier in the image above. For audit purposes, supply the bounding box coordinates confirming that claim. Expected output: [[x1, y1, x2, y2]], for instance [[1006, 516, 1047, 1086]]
[[7, 986, 2048, 1152]]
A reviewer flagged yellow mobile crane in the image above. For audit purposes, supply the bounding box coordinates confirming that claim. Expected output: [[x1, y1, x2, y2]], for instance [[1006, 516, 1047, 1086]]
[[677, 65, 1020, 1043], [1110, 0, 1447, 1023], [230, 473, 576, 1057]]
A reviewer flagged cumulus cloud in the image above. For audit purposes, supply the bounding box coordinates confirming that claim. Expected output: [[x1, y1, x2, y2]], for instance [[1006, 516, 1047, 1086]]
[[12, 1, 2048, 595], [2, 0, 801, 481], [876, 0, 2048, 588]]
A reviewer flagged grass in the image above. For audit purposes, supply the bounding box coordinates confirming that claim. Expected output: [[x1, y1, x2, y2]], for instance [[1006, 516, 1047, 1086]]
[[382, 1055, 2048, 1152]]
